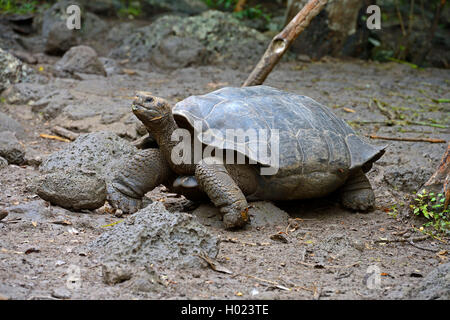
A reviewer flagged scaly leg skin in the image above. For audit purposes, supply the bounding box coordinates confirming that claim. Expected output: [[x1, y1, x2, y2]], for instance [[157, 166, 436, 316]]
[[195, 157, 250, 229], [107, 148, 171, 213], [340, 169, 375, 212]]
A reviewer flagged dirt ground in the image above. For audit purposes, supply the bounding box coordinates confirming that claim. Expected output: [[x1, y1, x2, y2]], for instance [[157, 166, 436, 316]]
[[0, 55, 449, 300]]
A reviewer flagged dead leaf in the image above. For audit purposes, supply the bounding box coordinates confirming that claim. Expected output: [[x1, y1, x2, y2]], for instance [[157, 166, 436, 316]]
[[51, 220, 72, 226], [24, 248, 40, 255], [270, 233, 289, 243], [343, 107, 356, 113], [122, 68, 137, 75]]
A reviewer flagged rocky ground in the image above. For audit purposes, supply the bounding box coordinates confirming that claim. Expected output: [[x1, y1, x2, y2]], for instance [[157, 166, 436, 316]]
[[0, 2, 449, 300]]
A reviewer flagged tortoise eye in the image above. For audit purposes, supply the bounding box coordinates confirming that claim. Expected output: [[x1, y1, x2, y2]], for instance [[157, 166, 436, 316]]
[[145, 97, 154, 103]]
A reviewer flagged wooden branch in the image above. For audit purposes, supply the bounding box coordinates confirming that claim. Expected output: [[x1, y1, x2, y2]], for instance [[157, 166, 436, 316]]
[[367, 135, 446, 144], [243, 0, 328, 87], [234, 0, 246, 12]]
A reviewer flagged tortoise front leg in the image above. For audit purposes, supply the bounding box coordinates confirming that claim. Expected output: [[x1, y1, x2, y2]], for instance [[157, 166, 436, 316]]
[[107, 148, 171, 213], [195, 157, 250, 229]]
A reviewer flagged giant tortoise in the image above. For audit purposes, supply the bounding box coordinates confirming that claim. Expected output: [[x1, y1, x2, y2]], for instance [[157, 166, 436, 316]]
[[108, 85, 386, 229]]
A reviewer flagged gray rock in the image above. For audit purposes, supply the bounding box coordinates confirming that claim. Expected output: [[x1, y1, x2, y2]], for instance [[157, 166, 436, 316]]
[[99, 57, 123, 76], [0, 156, 7, 169], [37, 132, 137, 209], [45, 20, 80, 55], [150, 36, 206, 69], [55, 46, 106, 76], [110, 11, 268, 67], [51, 287, 72, 299], [31, 89, 74, 119], [102, 261, 133, 285], [406, 263, 450, 300], [0, 131, 25, 164], [0, 48, 35, 92], [89, 202, 220, 269], [36, 169, 107, 211], [0, 112, 26, 138], [4, 200, 53, 222], [80, 12, 108, 39], [141, 0, 207, 15], [173, 10, 268, 67], [39, 131, 137, 179], [1, 83, 50, 104], [248, 201, 291, 228], [63, 104, 101, 120], [78, 0, 118, 16], [42, 1, 81, 54], [383, 165, 433, 193]]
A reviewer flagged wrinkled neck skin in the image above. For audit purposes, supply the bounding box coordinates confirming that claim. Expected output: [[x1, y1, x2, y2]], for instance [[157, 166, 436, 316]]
[[143, 113, 196, 175]]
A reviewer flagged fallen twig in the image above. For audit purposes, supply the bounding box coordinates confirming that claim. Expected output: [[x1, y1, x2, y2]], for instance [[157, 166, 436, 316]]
[[367, 135, 446, 143], [244, 274, 290, 291], [373, 98, 396, 120], [51, 126, 80, 141], [297, 261, 359, 269], [374, 235, 430, 244], [408, 239, 439, 252], [39, 133, 71, 143]]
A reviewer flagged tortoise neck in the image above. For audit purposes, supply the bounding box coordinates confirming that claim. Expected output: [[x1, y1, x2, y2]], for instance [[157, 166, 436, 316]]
[[147, 114, 196, 175]]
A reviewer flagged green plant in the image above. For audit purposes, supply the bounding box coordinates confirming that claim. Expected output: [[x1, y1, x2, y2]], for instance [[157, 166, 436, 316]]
[[202, 0, 271, 22], [203, 0, 236, 10], [234, 4, 271, 22], [410, 189, 449, 235], [118, 0, 141, 18], [0, 0, 39, 14]]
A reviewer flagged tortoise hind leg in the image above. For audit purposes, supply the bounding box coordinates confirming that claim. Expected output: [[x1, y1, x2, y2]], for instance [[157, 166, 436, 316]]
[[340, 169, 375, 211], [195, 157, 250, 229]]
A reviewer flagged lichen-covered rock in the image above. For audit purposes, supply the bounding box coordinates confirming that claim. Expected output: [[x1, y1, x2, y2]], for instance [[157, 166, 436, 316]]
[[0, 156, 7, 169], [36, 169, 107, 210], [110, 11, 268, 67], [173, 10, 268, 66], [37, 131, 137, 210], [141, 0, 207, 15], [1, 83, 50, 105], [39, 131, 137, 180], [89, 202, 220, 269], [0, 48, 35, 92], [55, 45, 106, 76], [150, 36, 206, 69], [0, 131, 25, 165]]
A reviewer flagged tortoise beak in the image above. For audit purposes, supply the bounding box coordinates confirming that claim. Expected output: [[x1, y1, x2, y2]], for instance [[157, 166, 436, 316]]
[[132, 102, 163, 121]]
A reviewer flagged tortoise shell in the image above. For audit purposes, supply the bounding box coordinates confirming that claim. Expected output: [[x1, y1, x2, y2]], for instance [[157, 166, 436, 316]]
[[172, 85, 385, 177]]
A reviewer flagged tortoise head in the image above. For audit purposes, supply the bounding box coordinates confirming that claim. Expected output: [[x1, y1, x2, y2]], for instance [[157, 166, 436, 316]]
[[132, 91, 171, 124]]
